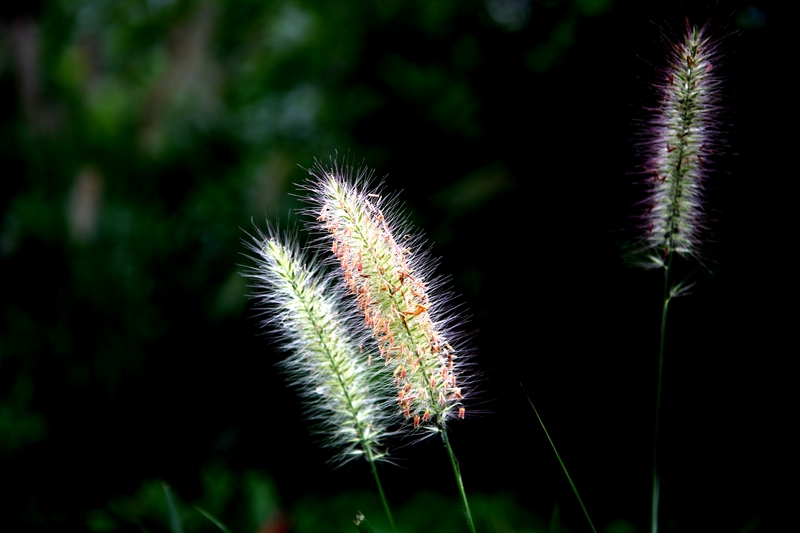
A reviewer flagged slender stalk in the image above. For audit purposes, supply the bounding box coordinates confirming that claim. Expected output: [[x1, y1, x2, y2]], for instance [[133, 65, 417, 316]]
[[521, 386, 597, 533], [364, 445, 397, 533], [441, 429, 476, 533], [651, 250, 673, 533]]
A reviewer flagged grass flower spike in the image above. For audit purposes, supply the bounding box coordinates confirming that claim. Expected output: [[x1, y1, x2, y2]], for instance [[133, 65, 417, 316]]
[[632, 21, 727, 533], [639, 21, 721, 267], [306, 161, 477, 533], [307, 164, 467, 433], [243, 228, 395, 467]]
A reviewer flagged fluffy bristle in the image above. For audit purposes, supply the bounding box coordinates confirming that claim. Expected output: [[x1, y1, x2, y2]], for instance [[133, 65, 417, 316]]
[[303, 160, 472, 434], [636, 22, 724, 267], [243, 226, 394, 464]]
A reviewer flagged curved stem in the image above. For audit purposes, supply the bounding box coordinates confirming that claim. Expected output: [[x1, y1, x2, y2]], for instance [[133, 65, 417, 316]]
[[441, 429, 476, 533]]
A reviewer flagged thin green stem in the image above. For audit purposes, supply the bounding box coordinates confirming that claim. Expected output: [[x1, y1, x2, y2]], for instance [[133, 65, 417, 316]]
[[441, 429, 476, 533], [652, 251, 673, 533], [521, 386, 597, 533], [365, 445, 397, 533]]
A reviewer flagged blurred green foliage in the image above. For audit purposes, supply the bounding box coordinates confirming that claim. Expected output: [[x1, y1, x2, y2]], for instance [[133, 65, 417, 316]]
[[1, 0, 614, 527], [0, 374, 47, 454], [85, 469, 283, 533], [85, 464, 553, 533], [1, 0, 777, 531]]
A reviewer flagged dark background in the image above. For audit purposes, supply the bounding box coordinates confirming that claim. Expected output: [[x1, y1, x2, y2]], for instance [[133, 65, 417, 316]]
[[0, 0, 788, 531]]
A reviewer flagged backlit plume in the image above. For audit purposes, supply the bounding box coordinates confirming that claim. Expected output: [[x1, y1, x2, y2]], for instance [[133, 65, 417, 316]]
[[638, 22, 723, 267], [307, 163, 468, 432]]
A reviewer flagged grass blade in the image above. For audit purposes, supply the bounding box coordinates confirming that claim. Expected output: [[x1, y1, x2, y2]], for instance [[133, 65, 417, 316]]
[[162, 483, 184, 533], [521, 384, 596, 533], [195, 506, 234, 533]]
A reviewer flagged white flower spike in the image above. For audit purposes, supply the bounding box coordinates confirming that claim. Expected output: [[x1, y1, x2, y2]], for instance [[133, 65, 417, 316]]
[[638, 22, 723, 267], [243, 227, 394, 465]]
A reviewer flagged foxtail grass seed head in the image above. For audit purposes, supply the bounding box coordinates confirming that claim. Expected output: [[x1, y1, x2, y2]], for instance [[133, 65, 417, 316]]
[[244, 228, 394, 465], [636, 22, 723, 268], [305, 162, 470, 434]]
